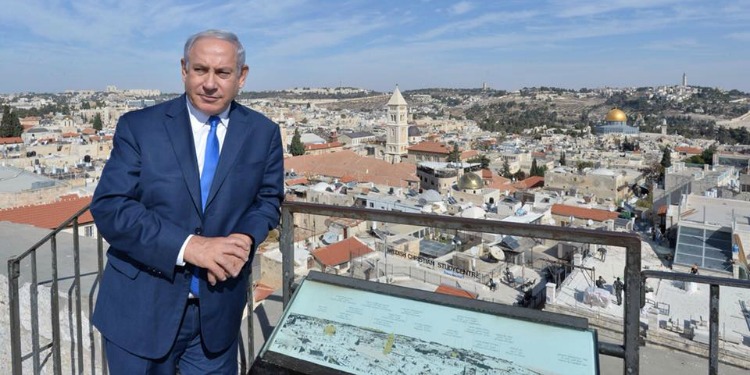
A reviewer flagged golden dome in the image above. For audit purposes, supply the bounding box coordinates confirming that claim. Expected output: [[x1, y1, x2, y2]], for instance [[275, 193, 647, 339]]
[[605, 108, 628, 122], [458, 172, 483, 190]]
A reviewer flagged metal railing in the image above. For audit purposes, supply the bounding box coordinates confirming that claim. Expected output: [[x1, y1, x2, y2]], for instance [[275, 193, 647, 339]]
[[279, 202, 644, 374], [8, 200, 750, 374], [641, 270, 750, 375], [6, 204, 256, 374], [7, 204, 100, 375]]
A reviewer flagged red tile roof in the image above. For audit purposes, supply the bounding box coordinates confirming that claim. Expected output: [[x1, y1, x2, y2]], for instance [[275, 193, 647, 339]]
[[253, 282, 277, 302], [311, 236, 373, 266], [339, 174, 357, 183], [284, 177, 309, 186], [514, 176, 544, 189], [481, 169, 512, 190], [284, 150, 417, 187], [0, 195, 93, 229], [675, 146, 702, 155], [305, 141, 343, 151], [460, 150, 479, 160], [435, 284, 478, 299], [551, 204, 619, 222], [407, 141, 451, 154], [0, 137, 24, 145]]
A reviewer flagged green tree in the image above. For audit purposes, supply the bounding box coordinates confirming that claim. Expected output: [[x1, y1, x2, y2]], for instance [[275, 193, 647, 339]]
[[289, 128, 305, 156], [468, 154, 490, 169], [447, 143, 461, 163], [0, 106, 23, 137], [501, 157, 512, 178], [559, 151, 566, 166], [701, 145, 716, 165], [93, 113, 103, 131], [530, 159, 547, 177], [660, 147, 672, 169]]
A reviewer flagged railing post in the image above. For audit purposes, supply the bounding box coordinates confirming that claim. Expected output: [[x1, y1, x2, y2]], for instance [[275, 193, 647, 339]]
[[31, 250, 41, 374], [73, 218, 84, 373], [280, 207, 295, 307], [623, 238, 641, 375], [97, 232, 107, 375], [51, 235, 62, 375], [641, 270, 750, 373], [709, 284, 719, 375], [8, 259, 22, 375], [244, 270, 255, 372]]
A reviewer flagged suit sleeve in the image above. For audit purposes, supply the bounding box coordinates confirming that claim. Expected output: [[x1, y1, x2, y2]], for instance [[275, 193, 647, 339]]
[[232, 123, 284, 253], [91, 115, 190, 279]]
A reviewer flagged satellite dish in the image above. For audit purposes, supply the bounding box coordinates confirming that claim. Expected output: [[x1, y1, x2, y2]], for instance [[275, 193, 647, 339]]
[[489, 246, 505, 261]]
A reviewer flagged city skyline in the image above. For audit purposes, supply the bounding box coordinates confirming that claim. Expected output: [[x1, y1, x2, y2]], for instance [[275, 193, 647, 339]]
[[0, 0, 749, 94]]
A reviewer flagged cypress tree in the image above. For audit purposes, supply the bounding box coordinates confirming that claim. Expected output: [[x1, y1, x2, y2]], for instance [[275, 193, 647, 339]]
[[93, 113, 103, 131], [0, 106, 23, 137], [290, 128, 305, 156]]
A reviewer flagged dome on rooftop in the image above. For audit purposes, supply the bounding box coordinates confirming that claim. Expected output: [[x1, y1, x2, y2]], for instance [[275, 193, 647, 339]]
[[460, 206, 486, 219], [408, 125, 421, 137], [311, 182, 330, 192], [605, 108, 627, 122], [419, 189, 442, 203], [458, 172, 483, 190]]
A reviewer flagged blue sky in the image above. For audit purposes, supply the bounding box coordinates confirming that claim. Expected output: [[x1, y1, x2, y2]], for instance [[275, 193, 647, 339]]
[[0, 0, 749, 93]]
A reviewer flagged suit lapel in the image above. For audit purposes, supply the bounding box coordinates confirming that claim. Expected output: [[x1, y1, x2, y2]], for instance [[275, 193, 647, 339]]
[[163, 95, 202, 213], [204, 102, 254, 208]]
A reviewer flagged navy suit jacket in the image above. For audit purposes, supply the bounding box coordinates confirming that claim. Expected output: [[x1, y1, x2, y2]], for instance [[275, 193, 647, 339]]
[[91, 95, 284, 358]]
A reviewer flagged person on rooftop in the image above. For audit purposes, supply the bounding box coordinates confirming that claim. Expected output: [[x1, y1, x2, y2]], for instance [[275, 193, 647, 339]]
[[595, 276, 606, 289]]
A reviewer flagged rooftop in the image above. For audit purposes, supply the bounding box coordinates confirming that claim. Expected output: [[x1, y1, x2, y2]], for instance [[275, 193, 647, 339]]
[[0, 194, 92, 228]]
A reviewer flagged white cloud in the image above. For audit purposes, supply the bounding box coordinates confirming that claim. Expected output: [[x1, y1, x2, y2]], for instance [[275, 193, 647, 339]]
[[726, 32, 750, 41], [553, 0, 687, 18], [642, 38, 703, 51], [414, 11, 538, 41], [448, 1, 474, 16]]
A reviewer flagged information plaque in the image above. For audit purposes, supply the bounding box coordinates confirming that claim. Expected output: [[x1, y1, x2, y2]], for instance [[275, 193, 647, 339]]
[[256, 272, 599, 374]]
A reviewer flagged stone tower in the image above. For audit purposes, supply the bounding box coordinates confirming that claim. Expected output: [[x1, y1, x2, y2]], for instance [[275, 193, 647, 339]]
[[385, 85, 409, 164]]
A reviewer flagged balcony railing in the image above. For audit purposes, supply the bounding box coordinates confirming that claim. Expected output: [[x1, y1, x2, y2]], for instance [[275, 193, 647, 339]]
[[5, 204, 255, 375], [279, 202, 644, 374], [641, 270, 750, 375], [6, 201, 750, 374]]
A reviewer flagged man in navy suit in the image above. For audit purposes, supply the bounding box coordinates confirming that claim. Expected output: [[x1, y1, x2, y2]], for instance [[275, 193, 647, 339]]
[[91, 29, 283, 374]]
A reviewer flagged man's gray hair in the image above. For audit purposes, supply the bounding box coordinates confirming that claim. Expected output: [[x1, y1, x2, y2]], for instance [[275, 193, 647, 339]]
[[183, 29, 246, 72]]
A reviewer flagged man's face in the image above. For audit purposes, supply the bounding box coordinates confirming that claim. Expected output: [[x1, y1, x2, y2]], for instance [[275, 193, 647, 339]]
[[181, 37, 248, 115]]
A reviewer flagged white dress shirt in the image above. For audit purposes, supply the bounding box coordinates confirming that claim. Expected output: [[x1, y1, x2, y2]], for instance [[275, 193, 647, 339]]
[[176, 99, 230, 266]]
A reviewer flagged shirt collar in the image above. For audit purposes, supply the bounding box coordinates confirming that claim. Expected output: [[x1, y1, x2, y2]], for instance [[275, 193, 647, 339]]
[[185, 96, 230, 126]]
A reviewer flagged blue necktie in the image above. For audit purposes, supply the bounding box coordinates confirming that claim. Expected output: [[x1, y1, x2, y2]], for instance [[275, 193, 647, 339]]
[[191, 115, 221, 297]]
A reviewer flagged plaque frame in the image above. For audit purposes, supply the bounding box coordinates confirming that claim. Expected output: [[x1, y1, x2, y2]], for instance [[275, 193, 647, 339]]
[[254, 271, 600, 374]]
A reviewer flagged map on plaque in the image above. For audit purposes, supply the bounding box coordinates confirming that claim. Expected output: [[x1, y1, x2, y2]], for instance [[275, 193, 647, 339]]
[[261, 275, 598, 375]]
